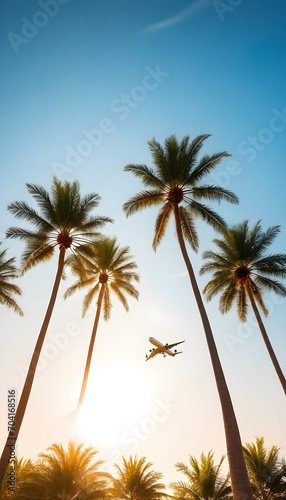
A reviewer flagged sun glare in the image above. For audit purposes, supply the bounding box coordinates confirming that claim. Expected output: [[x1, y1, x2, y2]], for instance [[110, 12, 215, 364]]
[[76, 362, 150, 447]]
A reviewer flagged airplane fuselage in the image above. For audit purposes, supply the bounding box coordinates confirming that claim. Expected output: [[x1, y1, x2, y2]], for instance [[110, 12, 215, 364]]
[[145, 337, 184, 361], [149, 337, 177, 357]]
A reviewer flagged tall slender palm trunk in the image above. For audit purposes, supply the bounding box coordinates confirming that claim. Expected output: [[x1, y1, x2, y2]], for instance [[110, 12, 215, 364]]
[[174, 205, 252, 499], [77, 285, 104, 409], [246, 287, 286, 396], [0, 248, 66, 489]]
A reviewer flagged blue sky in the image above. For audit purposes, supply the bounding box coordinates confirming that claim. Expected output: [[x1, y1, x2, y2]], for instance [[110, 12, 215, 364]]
[[1, 0, 286, 482]]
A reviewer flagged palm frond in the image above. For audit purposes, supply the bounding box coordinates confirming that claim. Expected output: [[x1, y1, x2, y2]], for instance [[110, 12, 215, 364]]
[[200, 258, 230, 276], [21, 244, 56, 273], [73, 216, 113, 235], [124, 164, 165, 189], [111, 278, 140, 302], [253, 274, 286, 297], [243, 436, 286, 495], [169, 480, 200, 500], [179, 206, 199, 252], [200, 248, 234, 271], [152, 201, 173, 250], [82, 283, 100, 317], [147, 137, 173, 182], [0, 249, 20, 277], [248, 279, 268, 317], [123, 189, 164, 217], [25, 182, 54, 221], [64, 251, 94, 280], [73, 242, 101, 260], [164, 134, 181, 179], [253, 253, 286, 278], [109, 281, 130, 312], [211, 236, 239, 260], [172, 452, 231, 499], [218, 280, 237, 314], [0, 280, 22, 295], [102, 285, 111, 321], [78, 192, 102, 218], [191, 185, 239, 205], [0, 290, 24, 315], [180, 134, 211, 180], [63, 276, 96, 299], [112, 261, 139, 277], [24, 441, 109, 499], [250, 225, 281, 261], [189, 200, 226, 231], [6, 227, 48, 243], [7, 202, 54, 231], [50, 178, 79, 226], [112, 455, 165, 500], [186, 152, 231, 185], [237, 284, 248, 321], [203, 275, 230, 302]]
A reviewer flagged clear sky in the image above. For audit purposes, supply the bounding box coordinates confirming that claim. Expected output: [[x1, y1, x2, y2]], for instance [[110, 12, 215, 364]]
[[0, 0, 286, 484]]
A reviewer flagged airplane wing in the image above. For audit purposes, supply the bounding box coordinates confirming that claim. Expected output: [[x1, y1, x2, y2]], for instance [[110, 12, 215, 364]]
[[166, 340, 185, 350], [145, 348, 160, 361]]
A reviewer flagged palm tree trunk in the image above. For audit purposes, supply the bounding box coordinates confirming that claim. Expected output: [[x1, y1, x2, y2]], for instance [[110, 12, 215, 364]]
[[77, 285, 104, 409], [173, 205, 252, 499], [0, 248, 66, 489], [247, 288, 286, 396]]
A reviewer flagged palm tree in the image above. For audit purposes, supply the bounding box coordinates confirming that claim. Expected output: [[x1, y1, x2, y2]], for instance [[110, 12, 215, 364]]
[[16, 441, 110, 500], [0, 244, 23, 316], [64, 236, 139, 408], [0, 457, 33, 499], [123, 134, 253, 499], [243, 437, 286, 499], [200, 220, 286, 395], [111, 455, 166, 500], [0, 177, 112, 488], [170, 451, 232, 500]]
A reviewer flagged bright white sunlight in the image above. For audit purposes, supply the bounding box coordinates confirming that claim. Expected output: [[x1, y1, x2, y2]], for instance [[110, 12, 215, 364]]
[[77, 363, 150, 446]]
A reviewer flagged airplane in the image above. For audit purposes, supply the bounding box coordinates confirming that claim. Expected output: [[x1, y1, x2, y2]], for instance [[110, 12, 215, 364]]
[[145, 337, 185, 361]]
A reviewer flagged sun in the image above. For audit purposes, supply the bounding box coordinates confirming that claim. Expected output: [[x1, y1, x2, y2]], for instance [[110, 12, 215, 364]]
[[76, 361, 151, 447]]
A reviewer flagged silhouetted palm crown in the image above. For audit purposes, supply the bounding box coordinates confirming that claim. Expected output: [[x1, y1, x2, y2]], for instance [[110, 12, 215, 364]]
[[112, 455, 165, 500], [170, 451, 232, 500], [0, 245, 23, 315], [0, 458, 33, 499], [64, 236, 139, 319], [200, 220, 286, 320], [6, 177, 112, 271], [123, 135, 238, 250], [19, 442, 109, 500], [243, 437, 286, 498]]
